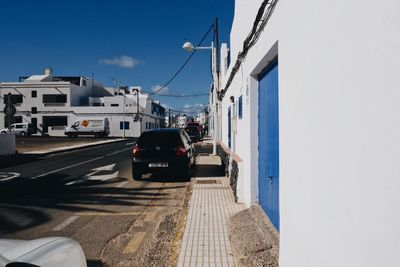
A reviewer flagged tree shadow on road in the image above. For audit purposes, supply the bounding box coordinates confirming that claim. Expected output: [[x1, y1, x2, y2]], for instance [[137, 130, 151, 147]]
[[0, 172, 186, 235]]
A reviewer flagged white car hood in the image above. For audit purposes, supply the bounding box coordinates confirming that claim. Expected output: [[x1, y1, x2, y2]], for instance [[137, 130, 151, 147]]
[[0, 237, 86, 267]]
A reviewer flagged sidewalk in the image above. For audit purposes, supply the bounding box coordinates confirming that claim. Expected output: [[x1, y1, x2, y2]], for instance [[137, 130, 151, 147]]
[[177, 141, 245, 267]]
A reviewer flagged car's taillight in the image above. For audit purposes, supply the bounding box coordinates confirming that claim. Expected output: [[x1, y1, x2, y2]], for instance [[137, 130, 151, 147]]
[[176, 146, 186, 157], [132, 145, 141, 157]]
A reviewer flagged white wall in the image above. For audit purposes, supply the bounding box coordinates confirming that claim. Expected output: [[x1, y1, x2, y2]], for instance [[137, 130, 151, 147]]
[[0, 134, 15, 155], [222, 0, 400, 266]]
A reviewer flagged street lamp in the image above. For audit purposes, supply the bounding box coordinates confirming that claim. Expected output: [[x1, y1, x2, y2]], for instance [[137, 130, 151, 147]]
[[132, 88, 142, 136], [182, 17, 220, 155]]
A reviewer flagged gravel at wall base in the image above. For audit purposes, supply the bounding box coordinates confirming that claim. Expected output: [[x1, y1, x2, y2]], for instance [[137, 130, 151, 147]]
[[229, 204, 279, 267]]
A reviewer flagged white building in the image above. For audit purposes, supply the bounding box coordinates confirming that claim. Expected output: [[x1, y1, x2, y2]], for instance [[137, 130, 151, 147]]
[[216, 1, 400, 266], [0, 68, 165, 137]]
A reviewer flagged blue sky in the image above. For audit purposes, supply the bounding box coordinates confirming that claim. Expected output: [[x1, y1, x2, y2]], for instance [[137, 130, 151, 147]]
[[0, 0, 234, 113]]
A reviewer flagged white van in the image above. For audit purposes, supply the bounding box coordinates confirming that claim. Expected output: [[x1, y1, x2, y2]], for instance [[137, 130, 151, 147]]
[[65, 118, 110, 137], [0, 123, 34, 136]]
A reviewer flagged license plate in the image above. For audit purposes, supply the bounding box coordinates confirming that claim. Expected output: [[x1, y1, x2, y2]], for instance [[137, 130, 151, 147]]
[[149, 163, 168, 168]]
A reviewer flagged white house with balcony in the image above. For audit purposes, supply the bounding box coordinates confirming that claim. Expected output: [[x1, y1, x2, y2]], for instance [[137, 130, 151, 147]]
[[0, 68, 165, 137], [216, 0, 400, 266]]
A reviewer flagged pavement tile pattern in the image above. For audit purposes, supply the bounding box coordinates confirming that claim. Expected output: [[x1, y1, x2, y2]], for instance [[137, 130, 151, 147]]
[[177, 175, 245, 267]]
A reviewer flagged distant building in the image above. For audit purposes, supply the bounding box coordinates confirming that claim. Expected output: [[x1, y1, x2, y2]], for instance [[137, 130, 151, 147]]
[[0, 68, 165, 137]]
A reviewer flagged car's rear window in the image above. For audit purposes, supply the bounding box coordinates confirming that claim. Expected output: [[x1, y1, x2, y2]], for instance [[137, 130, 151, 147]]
[[185, 127, 199, 135], [138, 131, 182, 147]]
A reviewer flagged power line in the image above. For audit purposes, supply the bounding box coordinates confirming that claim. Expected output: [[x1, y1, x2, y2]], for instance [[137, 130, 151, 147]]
[[219, 0, 279, 100], [149, 24, 215, 96], [145, 92, 209, 97]]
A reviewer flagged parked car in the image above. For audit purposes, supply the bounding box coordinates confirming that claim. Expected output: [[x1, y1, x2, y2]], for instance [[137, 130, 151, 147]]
[[0, 123, 34, 136], [187, 122, 204, 138], [185, 126, 203, 142], [0, 237, 87, 267], [65, 117, 110, 138], [132, 128, 196, 181]]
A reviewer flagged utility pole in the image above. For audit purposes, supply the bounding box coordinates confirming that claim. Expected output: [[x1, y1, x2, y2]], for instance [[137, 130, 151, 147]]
[[168, 109, 171, 128], [122, 83, 126, 138], [8, 93, 12, 132], [91, 72, 94, 98], [212, 17, 220, 155], [133, 88, 141, 136]]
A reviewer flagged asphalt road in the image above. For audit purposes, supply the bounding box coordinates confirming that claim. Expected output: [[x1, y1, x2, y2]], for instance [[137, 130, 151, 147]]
[[0, 139, 208, 266]]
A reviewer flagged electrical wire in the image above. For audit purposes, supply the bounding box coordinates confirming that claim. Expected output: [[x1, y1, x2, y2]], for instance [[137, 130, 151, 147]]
[[149, 24, 215, 96], [142, 90, 209, 97], [151, 93, 209, 97], [219, 0, 279, 100]]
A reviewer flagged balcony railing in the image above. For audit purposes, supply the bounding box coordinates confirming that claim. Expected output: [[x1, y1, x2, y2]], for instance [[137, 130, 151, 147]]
[[44, 103, 66, 107]]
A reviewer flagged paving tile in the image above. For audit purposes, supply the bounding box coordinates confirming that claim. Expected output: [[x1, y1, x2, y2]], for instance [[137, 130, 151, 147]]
[[177, 175, 245, 266]]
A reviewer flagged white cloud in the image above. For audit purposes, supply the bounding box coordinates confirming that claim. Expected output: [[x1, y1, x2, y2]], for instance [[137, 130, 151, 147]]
[[99, 55, 140, 68], [151, 84, 169, 94]]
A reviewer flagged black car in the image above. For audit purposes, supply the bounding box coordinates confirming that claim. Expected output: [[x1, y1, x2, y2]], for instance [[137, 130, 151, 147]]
[[184, 126, 203, 142], [132, 128, 196, 180]]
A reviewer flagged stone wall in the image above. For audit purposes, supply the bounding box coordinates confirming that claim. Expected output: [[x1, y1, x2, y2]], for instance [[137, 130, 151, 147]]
[[217, 143, 239, 202]]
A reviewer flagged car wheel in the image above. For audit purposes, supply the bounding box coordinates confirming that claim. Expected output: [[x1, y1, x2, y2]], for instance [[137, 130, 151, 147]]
[[181, 164, 191, 181], [132, 169, 142, 181], [191, 160, 196, 169], [20, 131, 26, 137]]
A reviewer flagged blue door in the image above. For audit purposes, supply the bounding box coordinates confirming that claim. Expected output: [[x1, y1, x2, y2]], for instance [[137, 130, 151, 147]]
[[258, 61, 279, 231], [228, 106, 232, 148]]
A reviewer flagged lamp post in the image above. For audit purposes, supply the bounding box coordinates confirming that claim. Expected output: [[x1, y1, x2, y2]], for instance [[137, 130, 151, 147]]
[[132, 88, 141, 136], [123, 86, 126, 138], [182, 17, 219, 155]]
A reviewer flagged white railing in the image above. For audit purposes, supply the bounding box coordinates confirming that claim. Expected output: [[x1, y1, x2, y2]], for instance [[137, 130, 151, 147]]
[[44, 103, 66, 107]]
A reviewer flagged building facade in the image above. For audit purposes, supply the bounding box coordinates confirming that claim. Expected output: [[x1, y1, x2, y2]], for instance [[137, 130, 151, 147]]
[[0, 68, 165, 137], [216, 1, 400, 266]]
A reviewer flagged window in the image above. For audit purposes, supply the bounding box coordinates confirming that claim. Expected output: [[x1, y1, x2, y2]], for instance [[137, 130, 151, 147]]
[[138, 131, 182, 147], [4, 94, 23, 104], [43, 94, 67, 103], [120, 121, 129, 130], [82, 79, 87, 86], [32, 91, 37, 98], [238, 95, 243, 119], [31, 107, 37, 114], [111, 104, 119, 107]]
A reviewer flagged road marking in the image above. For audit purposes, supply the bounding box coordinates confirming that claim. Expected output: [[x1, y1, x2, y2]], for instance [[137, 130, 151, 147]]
[[117, 181, 128, 188], [76, 211, 144, 216], [66, 163, 119, 185], [126, 142, 135, 146], [31, 156, 105, 180], [52, 215, 79, 231], [0, 172, 20, 182], [106, 147, 131, 156], [144, 212, 156, 222], [124, 232, 147, 254]]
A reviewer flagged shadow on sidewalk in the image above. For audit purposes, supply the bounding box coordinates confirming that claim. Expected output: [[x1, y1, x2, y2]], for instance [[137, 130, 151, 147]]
[[193, 163, 225, 178]]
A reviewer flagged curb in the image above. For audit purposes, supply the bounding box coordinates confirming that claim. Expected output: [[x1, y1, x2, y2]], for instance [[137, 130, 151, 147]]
[[21, 138, 130, 156]]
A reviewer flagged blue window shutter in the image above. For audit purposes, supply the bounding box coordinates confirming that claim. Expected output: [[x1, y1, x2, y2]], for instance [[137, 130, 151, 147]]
[[238, 95, 243, 119]]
